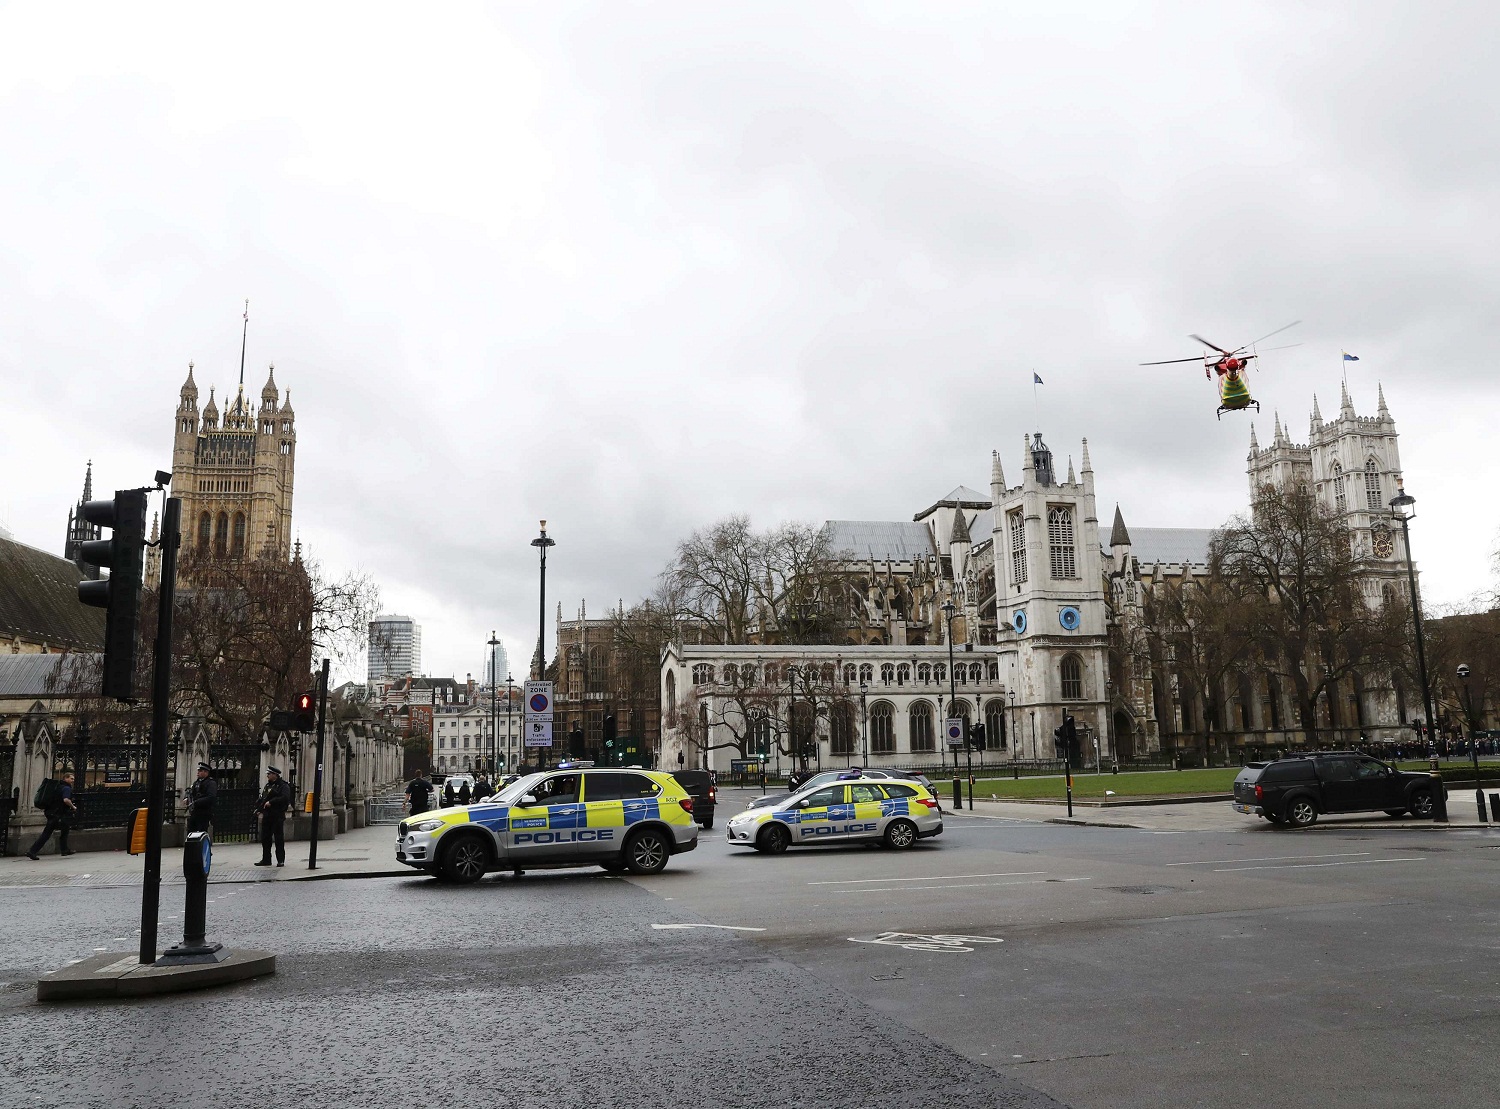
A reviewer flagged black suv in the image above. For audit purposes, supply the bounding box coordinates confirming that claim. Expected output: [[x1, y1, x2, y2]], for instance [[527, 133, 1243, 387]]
[[671, 770, 717, 829], [1232, 752, 1440, 828]]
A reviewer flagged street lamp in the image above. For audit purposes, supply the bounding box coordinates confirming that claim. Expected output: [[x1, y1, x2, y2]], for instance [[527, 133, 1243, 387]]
[[530, 521, 555, 682], [505, 670, 514, 775], [942, 600, 969, 806], [488, 631, 500, 778], [1458, 664, 1487, 823], [1104, 678, 1115, 774], [1390, 482, 1445, 821], [859, 679, 868, 765]]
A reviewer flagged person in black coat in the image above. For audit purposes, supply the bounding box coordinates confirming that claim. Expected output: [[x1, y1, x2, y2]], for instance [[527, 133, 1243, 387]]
[[186, 763, 217, 835], [27, 773, 77, 859], [405, 772, 434, 816], [456, 780, 471, 806], [255, 767, 292, 867], [472, 775, 493, 803]]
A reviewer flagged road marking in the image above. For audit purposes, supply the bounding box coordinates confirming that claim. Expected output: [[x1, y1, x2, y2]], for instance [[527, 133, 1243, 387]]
[[1168, 852, 1369, 867], [808, 871, 1046, 886], [1213, 857, 1426, 873], [835, 877, 1093, 894], [849, 931, 1004, 953], [651, 923, 766, 932]]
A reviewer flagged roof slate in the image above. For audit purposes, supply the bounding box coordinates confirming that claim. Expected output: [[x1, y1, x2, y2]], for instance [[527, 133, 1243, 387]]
[[1102, 526, 1215, 566], [0, 537, 106, 650], [0, 653, 79, 697], [825, 521, 937, 562]]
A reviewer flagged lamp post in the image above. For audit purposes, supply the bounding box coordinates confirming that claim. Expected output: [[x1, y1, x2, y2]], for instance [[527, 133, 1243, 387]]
[[942, 600, 969, 804], [1458, 664, 1487, 823], [530, 521, 555, 682], [1390, 482, 1445, 822], [1104, 678, 1114, 773], [488, 631, 500, 777], [505, 671, 514, 775], [859, 679, 868, 765]]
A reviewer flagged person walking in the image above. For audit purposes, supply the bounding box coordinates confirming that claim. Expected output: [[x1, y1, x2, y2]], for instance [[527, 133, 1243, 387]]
[[443, 777, 458, 807], [186, 762, 217, 835], [472, 775, 493, 803], [254, 766, 292, 867], [405, 771, 434, 815], [27, 773, 77, 859], [456, 779, 471, 806]]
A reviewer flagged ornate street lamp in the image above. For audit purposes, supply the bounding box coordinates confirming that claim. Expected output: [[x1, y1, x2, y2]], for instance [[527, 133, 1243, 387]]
[[1458, 664, 1487, 823], [1390, 481, 1445, 821]]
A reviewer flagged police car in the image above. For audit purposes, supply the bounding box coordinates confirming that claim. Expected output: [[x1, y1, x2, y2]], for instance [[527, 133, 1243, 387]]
[[725, 777, 942, 853], [396, 767, 698, 883]]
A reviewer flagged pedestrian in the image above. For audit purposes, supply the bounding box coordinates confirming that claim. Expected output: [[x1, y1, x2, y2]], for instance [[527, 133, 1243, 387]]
[[443, 777, 458, 807], [254, 766, 292, 867], [27, 772, 77, 859], [186, 762, 217, 835], [457, 779, 471, 806], [405, 770, 435, 816], [472, 775, 493, 803]]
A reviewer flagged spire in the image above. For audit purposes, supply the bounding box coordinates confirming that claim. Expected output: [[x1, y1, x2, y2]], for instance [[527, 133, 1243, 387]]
[[149, 511, 159, 542], [1340, 378, 1354, 417], [261, 363, 278, 409], [949, 509, 972, 545], [181, 362, 197, 395], [1066, 455, 1076, 484], [202, 387, 218, 425], [1021, 432, 1034, 474], [1248, 423, 1260, 453], [279, 389, 294, 418], [1272, 411, 1285, 445], [81, 460, 93, 503], [1377, 382, 1390, 417], [1311, 394, 1322, 425], [1109, 505, 1131, 548], [1080, 438, 1092, 474], [991, 449, 1005, 491]]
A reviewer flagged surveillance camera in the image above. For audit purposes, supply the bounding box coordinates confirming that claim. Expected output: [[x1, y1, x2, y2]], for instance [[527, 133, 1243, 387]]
[[155, 470, 172, 486]]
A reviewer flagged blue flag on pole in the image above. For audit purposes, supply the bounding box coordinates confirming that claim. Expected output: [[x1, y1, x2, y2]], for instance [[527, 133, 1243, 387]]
[[1342, 352, 1359, 361], [1033, 373, 1044, 384]]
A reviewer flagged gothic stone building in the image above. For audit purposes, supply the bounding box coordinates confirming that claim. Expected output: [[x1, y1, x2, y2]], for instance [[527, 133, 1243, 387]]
[[661, 386, 1414, 774]]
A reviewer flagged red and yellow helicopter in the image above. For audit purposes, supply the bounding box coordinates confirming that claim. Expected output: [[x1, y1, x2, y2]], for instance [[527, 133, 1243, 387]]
[[1141, 321, 1300, 419]]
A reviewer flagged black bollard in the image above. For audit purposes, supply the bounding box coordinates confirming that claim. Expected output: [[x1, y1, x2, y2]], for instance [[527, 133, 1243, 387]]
[[156, 832, 228, 965], [1490, 793, 1500, 823], [952, 777, 963, 811]]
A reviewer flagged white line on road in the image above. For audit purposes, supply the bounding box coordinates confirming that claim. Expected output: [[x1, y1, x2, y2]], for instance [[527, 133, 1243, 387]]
[[835, 877, 1094, 894], [807, 871, 1047, 886], [1213, 857, 1425, 873], [1167, 852, 1369, 867], [651, 923, 766, 932]]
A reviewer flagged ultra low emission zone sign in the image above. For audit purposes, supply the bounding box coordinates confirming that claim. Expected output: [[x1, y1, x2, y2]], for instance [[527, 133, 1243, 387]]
[[524, 718, 554, 747]]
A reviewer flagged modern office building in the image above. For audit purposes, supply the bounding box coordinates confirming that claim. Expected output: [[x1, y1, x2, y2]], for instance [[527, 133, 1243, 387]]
[[369, 614, 422, 683]]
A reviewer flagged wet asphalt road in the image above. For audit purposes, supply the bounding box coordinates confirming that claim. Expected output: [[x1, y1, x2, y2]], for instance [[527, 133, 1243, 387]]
[[2, 799, 1498, 1109]]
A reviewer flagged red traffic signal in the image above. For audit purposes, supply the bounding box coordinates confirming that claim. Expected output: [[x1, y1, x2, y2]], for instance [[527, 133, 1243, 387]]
[[292, 691, 316, 731]]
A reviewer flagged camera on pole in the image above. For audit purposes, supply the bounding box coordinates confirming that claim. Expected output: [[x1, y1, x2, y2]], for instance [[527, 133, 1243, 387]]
[[77, 488, 149, 702]]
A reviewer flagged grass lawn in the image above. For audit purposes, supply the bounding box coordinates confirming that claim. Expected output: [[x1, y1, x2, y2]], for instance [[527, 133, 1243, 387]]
[[969, 767, 1239, 800]]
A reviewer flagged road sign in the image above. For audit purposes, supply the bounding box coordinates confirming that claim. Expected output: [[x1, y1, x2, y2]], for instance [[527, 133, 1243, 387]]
[[524, 718, 554, 747], [730, 759, 761, 774], [523, 681, 554, 716], [945, 718, 965, 747]]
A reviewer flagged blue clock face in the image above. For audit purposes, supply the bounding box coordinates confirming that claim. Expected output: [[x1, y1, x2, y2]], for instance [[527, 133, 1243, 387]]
[[1059, 606, 1081, 631], [1012, 609, 1028, 635]]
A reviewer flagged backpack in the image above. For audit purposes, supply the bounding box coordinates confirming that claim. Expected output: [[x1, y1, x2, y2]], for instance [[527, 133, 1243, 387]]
[[34, 778, 62, 810]]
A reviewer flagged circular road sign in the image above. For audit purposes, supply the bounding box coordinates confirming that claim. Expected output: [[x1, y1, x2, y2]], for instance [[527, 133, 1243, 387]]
[[529, 692, 551, 714]]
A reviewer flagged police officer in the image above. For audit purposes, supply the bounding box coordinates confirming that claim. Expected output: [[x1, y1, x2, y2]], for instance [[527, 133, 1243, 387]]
[[255, 766, 292, 867], [186, 762, 217, 835], [405, 770, 434, 816]]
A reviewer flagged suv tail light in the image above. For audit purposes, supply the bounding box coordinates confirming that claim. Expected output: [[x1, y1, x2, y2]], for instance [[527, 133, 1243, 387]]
[[678, 796, 694, 813], [708, 787, 716, 800], [1255, 784, 1264, 801], [915, 797, 939, 809]]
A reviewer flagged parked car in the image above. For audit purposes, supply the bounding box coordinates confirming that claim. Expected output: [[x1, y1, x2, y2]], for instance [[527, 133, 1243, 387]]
[[1232, 752, 1442, 828], [671, 769, 717, 829]]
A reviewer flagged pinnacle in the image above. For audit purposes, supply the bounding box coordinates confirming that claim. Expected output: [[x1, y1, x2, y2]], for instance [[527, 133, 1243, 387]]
[[1066, 456, 1076, 484], [991, 450, 1005, 490], [1109, 504, 1131, 548], [1080, 437, 1092, 473], [1311, 394, 1322, 423]]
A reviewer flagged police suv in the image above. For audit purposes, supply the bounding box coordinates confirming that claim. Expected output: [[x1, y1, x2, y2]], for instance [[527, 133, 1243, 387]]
[[396, 768, 699, 883], [725, 777, 943, 853]]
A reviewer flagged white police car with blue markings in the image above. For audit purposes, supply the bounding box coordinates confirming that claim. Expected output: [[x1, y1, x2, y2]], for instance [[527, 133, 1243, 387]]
[[725, 777, 943, 854], [396, 768, 698, 883]]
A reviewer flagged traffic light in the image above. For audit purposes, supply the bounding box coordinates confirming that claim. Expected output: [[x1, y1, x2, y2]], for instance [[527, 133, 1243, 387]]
[[1053, 715, 1080, 763], [569, 726, 585, 757], [293, 691, 316, 731], [77, 488, 149, 701], [968, 723, 986, 750]]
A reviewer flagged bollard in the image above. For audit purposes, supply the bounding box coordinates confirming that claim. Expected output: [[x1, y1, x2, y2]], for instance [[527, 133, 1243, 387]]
[[952, 777, 963, 811], [155, 832, 227, 965], [968, 775, 975, 809], [1490, 793, 1500, 823]]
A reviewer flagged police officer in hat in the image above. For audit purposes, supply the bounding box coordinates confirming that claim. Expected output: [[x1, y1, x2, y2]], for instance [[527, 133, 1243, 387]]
[[186, 762, 217, 835], [255, 766, 292, 867]]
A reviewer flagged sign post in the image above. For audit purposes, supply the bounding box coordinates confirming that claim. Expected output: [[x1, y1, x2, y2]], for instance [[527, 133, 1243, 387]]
[[523, 681, 554, 768]]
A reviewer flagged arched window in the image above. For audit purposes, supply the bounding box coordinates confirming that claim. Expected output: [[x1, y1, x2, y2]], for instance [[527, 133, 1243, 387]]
[[830, 701, 856, 757], [231, 512, 246, 557], [1008, 509, 1028, 585], [917, 663, 932, 684], [724, 663, 739, 685], [820, 664, 836, 686], [665, 670, 677, 716], [741, 665, 757, 685], [1048, 506, 1077, 578], [587, 648, 607, 693], [1331, 462, 1346, 514], [843, 665, 856, 685], [197, 512, 211, 549], [870, 702, 895, 754], [970, 663, 983, 683], [748, 708, 772, 753], [934, 663, 946, 684], [954, 665, 967, 685], [1061, 655, 1084, 700], [858, 663, 873, 684], [987, 662, 999, 682], [699, 703, 710, 745], [909, 702, 935, 752], [790, 701, 815, 758], [763, 665, 779, 685], [984, 699, 1007, 750], [880, 664, 894, 685], [692, 664, 714, 685], [896, 664, 910, 686], [213, 512, 228, 557]]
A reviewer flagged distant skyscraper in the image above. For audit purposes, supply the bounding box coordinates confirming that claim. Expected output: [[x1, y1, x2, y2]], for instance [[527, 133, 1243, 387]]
[[369, 615, 422, 682], [483, 639, 510, 687]]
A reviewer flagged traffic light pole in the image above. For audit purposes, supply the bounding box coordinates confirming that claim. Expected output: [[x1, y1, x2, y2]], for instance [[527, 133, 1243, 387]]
[[139, 496, 180, 964], [307, 658, 330, 870]]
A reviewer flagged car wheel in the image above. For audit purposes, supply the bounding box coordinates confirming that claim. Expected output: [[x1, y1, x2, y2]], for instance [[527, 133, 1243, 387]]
[[884, 819, 918, 849], [624, 829, 670, 875], [1409, 789, 1435, 818], [438, 835, 489, 884], [1384, 808, 1409, 819], [757, 823, 791, 855], [1286, 797, 1318, 828], [700, 817, 714, 830], [1265, 813, 1286, 825], [600, 861, 626, 874]]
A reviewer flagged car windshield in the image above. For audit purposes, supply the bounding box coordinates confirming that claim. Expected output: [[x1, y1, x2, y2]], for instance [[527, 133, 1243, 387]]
[[490, 772, 547, 805]]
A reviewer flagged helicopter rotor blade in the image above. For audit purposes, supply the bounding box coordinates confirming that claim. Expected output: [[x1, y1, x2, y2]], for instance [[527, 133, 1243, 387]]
[[1188, 334, 1232, 355], [1248, 320, 1302, 346], [1139, 356, 1211, 366], [1255, 342, 1303, 353]]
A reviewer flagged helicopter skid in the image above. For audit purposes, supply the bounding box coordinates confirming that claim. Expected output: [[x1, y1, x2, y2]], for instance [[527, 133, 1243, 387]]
[[1217, 400, 1260, 421]]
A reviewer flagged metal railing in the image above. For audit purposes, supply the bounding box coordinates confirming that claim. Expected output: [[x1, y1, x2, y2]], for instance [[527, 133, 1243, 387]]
[[365, 796, 407, 825]]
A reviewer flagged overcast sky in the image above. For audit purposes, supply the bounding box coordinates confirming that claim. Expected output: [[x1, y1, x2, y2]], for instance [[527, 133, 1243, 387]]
[[3, 1, 1496, 681]]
